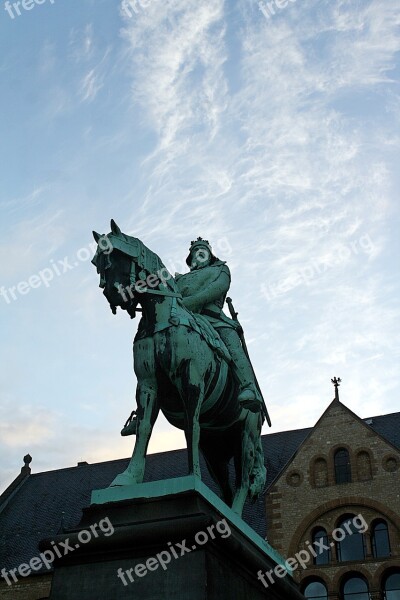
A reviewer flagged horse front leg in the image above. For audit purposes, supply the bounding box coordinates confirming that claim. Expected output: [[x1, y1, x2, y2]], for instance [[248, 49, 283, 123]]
[[111, 378, 159, 486], [181, 361, 204, 480]]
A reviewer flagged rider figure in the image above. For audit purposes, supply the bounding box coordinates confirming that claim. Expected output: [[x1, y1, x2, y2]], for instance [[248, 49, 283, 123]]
[[175, 237, 262, 413]]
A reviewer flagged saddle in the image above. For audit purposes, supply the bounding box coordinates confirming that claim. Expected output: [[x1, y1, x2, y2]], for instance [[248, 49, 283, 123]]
[[134, 299, 232, 364]]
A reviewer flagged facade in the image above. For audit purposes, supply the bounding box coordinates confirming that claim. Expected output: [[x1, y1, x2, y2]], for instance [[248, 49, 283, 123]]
[[266, 397, 400, 599], [1, 394, 399, 600]]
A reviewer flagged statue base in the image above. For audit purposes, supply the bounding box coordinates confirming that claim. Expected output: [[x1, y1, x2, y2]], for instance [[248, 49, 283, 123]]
[[42, 476, 303, 600]]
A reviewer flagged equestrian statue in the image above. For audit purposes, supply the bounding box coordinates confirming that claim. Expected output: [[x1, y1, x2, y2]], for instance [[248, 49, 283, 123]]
[[92, 220, 271, 515]]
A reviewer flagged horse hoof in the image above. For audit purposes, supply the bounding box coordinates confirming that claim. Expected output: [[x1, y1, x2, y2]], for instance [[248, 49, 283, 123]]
[[110, 472, 137, 487]]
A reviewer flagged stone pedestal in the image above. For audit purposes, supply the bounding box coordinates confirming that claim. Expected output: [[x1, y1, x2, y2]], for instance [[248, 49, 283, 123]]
[[41, 476, 304, 599]]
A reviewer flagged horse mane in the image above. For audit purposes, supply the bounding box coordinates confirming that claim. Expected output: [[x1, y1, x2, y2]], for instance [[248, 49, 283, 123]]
[[123, 234, 178, 293]]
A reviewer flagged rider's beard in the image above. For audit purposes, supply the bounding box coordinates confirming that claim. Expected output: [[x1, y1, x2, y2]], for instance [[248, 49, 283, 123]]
[[191, 257, 211, 271]]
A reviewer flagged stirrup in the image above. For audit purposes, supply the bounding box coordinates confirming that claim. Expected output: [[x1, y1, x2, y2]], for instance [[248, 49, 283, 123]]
[[239, 398, 263, 413], [121, 410, 137, 436], [238, 386, 262, 413]]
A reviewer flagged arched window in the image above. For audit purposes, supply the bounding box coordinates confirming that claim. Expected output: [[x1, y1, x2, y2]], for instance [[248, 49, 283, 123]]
[[383, 571, 400, 599], [342, 574, 371, 600], [303, 579, 328, 599], [336, 515, 366, 562], [312, 528, 331, 565], [334, 448, 351, 484], [314, 458, 328, 487], [357, 451, 372, 481], [372, 520, 391, 558]]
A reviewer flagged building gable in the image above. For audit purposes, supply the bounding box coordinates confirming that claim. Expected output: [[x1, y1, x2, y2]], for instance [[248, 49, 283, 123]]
[[266, 399, 400, 558], [267, 399, 400, 492]]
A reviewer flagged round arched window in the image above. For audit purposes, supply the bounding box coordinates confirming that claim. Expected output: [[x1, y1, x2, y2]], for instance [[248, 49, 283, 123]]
[[371, 520, 391, 558], [383, 571, 400, 599], [303, 579, 328, 599], [342, 574, 370, 600], [334, 448, 351, 484], [336, 515, 366, 562], [312, 528, 331, 565]]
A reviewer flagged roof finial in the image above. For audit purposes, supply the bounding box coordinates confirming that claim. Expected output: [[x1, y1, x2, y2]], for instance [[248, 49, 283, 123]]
[[21, 454, 32, 475], [331, 377, 341, 401]]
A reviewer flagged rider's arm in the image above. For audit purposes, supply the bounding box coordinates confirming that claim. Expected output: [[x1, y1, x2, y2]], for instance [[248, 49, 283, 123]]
[[181, 266, 231, 312]]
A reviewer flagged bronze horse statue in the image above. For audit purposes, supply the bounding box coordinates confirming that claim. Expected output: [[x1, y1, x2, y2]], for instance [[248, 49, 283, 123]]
[[92, 220, 266, 515]]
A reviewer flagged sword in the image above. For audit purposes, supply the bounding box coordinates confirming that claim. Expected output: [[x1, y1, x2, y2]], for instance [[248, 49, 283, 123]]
[[226, 297, 272, 427]]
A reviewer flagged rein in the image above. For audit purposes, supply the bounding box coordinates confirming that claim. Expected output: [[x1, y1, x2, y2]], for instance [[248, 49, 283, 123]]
[[133, 285, 196, 338], [140, 287, 182, 298]]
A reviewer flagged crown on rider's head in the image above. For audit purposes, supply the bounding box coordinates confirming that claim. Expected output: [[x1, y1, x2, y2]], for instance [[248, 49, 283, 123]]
[[186, 237, 216, 266], [189, 237, 212, 252]]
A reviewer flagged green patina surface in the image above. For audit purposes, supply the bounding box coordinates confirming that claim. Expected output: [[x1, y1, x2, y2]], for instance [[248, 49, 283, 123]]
[[91, 222, 271, 516], [91, 475, 290, 573]]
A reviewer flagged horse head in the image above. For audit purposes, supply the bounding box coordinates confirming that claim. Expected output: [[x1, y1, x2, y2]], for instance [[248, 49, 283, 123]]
[[91, 219, 176, 317], [91, 219, 140, 316]]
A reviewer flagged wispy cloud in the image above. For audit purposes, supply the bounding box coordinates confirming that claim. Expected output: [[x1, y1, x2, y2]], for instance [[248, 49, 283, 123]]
[[80, 46, 111, 103], [0, 398, 57, 449], [81, 68, 104, 102], [0, 208, 67, 280], [118, 0, 400, 435], [0, 0, 398, 485], [122, 0, 227, 155], [69, 23, 95, 62]]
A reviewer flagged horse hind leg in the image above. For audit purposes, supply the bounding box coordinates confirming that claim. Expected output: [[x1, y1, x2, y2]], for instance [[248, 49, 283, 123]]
[[111, 379, 159, 487], [232, 412, 262, 515], [202, 448, 233, 507], [178, 359, 204, 480], [184, 386, 203, 480], [249, 436, 267, 501]]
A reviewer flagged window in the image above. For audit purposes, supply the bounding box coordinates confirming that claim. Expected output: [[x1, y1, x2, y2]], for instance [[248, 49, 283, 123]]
[[312, 528, 331, 565], [303, 579, 328, 599], [334, 448, 351, 484], [384, 572, 400, 599], [342, 575, 371, 599], [336, 515, 366, 562], [372, 520, 391, 558], [314, 458, 328, 487]]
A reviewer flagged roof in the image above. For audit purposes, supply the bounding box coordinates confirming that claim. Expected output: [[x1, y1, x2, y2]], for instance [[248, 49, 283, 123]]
[[1, 410, 399, 574]]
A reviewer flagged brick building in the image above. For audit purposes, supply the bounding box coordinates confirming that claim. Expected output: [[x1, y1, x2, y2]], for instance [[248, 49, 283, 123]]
[[266, 389, 400, 599], [1, 391, 399, 599]]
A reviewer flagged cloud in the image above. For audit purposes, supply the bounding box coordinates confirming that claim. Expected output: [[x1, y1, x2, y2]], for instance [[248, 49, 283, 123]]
[[81, 69, 103, 102], [0, 208, 67, 281], [79, 45, 111, 103], [121, 0, 227, 155], [1, 0, 399, 483], [69, 23, 95, 62], [114, 1, 400, 442], [0, 408, 186, 492], [0, 402, 56, 449]]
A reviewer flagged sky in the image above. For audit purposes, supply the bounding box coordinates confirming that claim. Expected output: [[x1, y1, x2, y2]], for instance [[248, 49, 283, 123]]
[[0, 0, 399, 490]]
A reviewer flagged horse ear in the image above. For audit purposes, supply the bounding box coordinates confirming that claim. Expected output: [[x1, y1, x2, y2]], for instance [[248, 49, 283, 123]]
[[110, 219, 121, 235], [92, 231, 101, 243]]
